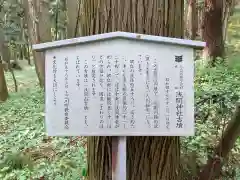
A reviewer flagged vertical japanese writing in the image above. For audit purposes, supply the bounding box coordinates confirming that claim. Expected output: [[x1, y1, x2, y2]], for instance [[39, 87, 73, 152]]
[[92, 56, 96, 97], [145, 55, 151, 128], [179, 64, 184, 90], [129, 59, 135, 128], [176, 91, 183, 128], [122, 57, 127, 129], [175, 55, 184, 129], [52, 56, 57, 106], [99, 55, 105, 128], [138, 55, 142, 75], [84, 59, 89, 127], [64, 57, 69, 129], [114, 56, 120, 128], [99, 55, 104, 88], [76, 56, 80, 88], [165, 78, 170, 130], [99, 91, 105, 128], [106, 55, 112, 128], [153, 59, 159, 128]]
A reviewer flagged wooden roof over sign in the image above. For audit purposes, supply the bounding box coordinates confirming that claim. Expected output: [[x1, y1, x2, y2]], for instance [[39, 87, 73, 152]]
[[32, 31, 206, 51]]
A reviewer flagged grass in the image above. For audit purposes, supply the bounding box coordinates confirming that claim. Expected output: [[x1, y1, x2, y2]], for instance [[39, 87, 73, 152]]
[[0, 66, 87, 180]]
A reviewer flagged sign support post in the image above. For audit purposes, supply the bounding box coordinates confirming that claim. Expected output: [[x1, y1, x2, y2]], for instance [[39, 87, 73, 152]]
[[112, 136, 127, 180]]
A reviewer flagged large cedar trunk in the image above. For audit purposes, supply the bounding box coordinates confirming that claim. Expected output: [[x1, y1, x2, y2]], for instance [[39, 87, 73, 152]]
[[80, 0, 184, 179], [202, 0, 224, 64]]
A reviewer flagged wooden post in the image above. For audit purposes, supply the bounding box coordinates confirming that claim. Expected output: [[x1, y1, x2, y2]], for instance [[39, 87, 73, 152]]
[[112, 136, 126, 180]]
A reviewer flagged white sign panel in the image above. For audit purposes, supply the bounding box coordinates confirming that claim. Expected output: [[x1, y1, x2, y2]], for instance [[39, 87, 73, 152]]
[[45, 38, 194, 136]]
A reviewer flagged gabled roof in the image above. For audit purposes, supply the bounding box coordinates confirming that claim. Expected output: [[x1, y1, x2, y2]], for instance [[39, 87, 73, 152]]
[[32, 31, 206, 51]]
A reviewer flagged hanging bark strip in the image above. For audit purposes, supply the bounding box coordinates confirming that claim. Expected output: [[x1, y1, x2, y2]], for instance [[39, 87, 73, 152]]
[[80, 1, 184, 179]]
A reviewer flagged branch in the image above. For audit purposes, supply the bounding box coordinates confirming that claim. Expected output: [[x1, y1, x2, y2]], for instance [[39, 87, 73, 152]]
[[196, 103, 240, 180]]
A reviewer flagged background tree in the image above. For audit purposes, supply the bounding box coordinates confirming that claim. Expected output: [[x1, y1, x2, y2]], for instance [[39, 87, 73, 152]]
[[22, 0, 51, 88], [66, 0, 81, 38], [0, 34, 8, 102], [79, 0, 184, 179], [202, 0, 224, 64], [0, 1, 8, 101], [186, 0, 198, 39], [0, 57, 8, 102]]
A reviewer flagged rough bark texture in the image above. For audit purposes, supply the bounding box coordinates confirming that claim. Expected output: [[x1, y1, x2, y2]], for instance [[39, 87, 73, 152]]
[[197, 104, 240, 180], [37, 0, 52, 43], [22, 0, 45, 87], [202, 0, 224, 64], [66, 0, 81, 38], [80, 0, 184, 179], [186, 0, 197, 39], [35, 0, 52, 88]]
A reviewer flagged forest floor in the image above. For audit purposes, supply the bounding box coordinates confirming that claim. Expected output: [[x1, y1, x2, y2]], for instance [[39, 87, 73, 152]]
[[0, 67, 87, 179], [2, 66, 240, 180], [0, 8, 240, 180]]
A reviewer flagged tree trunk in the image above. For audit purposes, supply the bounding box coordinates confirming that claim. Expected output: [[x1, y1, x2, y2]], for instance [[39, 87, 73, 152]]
[[222, 0, 236, 42], [186, 0, 197, 40], [22, 0, 45, 87], [80, 0, 184, 179], [2, 43, 11, 63], [198, 5, 204, 40], [0, 59, 8, 102], [66, 0, 81, 38], [36, 0, 52, 43], [0, 28, 8, 102], [34, 0, 52, 88], [202, 0, 224, 65]]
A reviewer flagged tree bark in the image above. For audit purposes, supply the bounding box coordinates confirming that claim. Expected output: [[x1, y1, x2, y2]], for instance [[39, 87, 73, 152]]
[[0, 59, 8, 102], [66, 0, 81, 38], [222, 0, 236, 42], [80, 0, 184, 179], [186, 0, 197, 40], [202, 0, 224, 65], [35, 0, 52, 88], [0, 30, 8, 102], [22, 0, 45, 87], [197, 104, 240, 180], [198, 4, 204, 40]]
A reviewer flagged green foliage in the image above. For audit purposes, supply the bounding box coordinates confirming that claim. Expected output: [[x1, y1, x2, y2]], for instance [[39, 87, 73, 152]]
[[181, 7, 240, 178], [1, 0, 23, 41], [181, 55, 240, 178], [0, 67, 87, 180]]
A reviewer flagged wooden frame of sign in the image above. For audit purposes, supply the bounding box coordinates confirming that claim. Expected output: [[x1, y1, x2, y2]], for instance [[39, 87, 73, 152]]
[[33, 31, 205, 180]]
